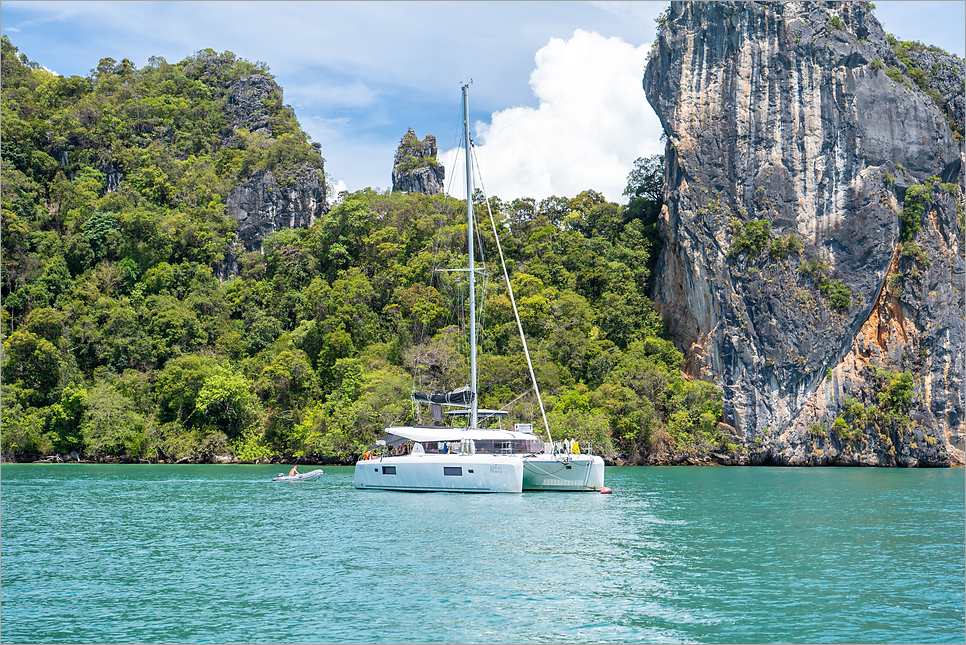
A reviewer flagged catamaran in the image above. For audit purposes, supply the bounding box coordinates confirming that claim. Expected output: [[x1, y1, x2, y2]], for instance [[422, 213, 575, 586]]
[[353, 84, 605, 493]]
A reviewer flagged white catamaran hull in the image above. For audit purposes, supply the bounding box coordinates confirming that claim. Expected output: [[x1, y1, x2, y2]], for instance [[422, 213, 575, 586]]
[[353, 454, 524, 493], [522, 454, 605, 491]]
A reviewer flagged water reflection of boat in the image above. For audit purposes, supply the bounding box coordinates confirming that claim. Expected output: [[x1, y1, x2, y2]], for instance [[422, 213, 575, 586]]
[[353, 84, 604, 493]]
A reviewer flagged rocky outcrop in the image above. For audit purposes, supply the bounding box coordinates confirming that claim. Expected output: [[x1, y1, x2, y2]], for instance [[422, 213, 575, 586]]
[[181, 52, 284, 143], [392, 129, 445, 194], [891, 39, 965, 140], [180, 52, 329, 267], [224, 75, 278, 132], [645, 1, 964, 465], [225, 164, 327, 255]]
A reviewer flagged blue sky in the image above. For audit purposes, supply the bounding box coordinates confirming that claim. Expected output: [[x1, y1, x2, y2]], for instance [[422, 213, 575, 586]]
[[2, 1, 964, 202]]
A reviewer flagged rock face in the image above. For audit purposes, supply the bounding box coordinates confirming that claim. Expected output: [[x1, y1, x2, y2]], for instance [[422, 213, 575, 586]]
[[645, 1, 964, 465], [392, 129, 445, 194], [213, 70, 329, 254], [222, 75, 279, 141], [226, 165, 327, 255], [896, 42, 965, 140]]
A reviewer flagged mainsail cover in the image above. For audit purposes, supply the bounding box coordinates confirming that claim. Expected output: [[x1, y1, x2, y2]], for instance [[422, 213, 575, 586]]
[[412, 386, 475, 406]]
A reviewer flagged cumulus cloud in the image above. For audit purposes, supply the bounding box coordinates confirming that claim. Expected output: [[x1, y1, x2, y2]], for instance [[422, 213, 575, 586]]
[[327, 178, 348, 204], [441, 29, 664, 204]]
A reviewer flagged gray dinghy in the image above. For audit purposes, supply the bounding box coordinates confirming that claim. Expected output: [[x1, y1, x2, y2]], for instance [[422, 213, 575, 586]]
[[271, 469, 323, 482]]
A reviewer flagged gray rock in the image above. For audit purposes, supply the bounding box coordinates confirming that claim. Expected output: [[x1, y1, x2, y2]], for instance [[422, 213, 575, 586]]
[[896, 41, 965, 138], [645, 1, 964, 466], [221, 74, 281, 146], [392, 129, 445, 194], [225, 165, 327, 255]]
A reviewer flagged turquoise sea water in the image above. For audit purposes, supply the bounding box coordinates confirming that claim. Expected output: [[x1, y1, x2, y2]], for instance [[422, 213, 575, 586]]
[[1, 464, 963, 644]]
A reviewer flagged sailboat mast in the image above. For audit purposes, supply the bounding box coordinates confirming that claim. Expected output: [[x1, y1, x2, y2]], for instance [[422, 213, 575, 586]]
[[462, 83, 478, 429]]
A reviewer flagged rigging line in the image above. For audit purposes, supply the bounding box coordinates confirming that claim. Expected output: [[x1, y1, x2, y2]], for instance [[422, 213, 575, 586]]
[[442, 98, 465, 198], [472, 197, 489, 348], [471, 144, 554, 446], [495, 387, 534, 414], [478, 271, 488, 351]]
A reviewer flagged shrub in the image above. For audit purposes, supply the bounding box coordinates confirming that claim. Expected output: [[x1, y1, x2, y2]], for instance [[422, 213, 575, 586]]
[[887, 273, 904, 298], [901, 184, 930, 241], [729, 218, 771, 257], [809, 423, 827, 437], [885, 67, 903, 83], [875, 368, 915, 414], [832, 415, 851, 439], [822, 279, 851, 310], [799, 256, 830, 280], [769, 234, 803, 259], [397, 154, 437, 173], [900, 241, 931, 266], [799, 257, 853, 310]]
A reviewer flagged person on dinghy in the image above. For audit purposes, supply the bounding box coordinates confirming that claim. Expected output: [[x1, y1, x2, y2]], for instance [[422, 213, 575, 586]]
[[289, 465, 300, 477]]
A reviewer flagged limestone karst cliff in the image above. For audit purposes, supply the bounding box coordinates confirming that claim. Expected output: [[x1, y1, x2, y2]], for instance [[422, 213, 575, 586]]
[[645, 1, 965, 466], [392, 128, 445, 194], [186, 52, 328, 260], [225, 165, 327, 255]]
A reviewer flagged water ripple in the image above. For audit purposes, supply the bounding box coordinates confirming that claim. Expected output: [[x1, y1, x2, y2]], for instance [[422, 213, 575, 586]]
[[1, 464, 963, 644]]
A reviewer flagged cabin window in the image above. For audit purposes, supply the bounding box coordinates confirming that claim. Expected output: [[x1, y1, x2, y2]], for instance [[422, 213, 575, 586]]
[[443, 467, 462, 476], [382, 466, 396, 475]]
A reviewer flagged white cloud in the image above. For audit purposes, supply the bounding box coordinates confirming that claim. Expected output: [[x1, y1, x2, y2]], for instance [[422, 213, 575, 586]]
[[441, 29, 663, 203], [327, 179, 348, 204]]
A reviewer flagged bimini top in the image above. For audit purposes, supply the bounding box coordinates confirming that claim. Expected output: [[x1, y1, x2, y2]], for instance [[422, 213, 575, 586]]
[[382, 425, 539, 445]]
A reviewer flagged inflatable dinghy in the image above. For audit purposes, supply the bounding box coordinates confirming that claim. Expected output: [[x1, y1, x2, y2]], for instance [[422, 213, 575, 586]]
[[271, 469, 323, 482]]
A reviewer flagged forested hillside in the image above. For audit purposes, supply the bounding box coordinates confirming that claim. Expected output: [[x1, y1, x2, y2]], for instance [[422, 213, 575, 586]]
[[0, 37, 728, 464]]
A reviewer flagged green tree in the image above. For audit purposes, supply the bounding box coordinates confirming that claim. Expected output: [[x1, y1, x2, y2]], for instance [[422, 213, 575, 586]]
[[2, 329, 61, 406], [43, 381, 87, 453], [80, 381, 146, 455], [155, 354, 218, 426], [196, 363, 261, 439]]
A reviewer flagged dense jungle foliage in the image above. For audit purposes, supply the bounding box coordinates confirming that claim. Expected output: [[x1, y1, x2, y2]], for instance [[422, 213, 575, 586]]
[[1, 37, 727, 463]]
